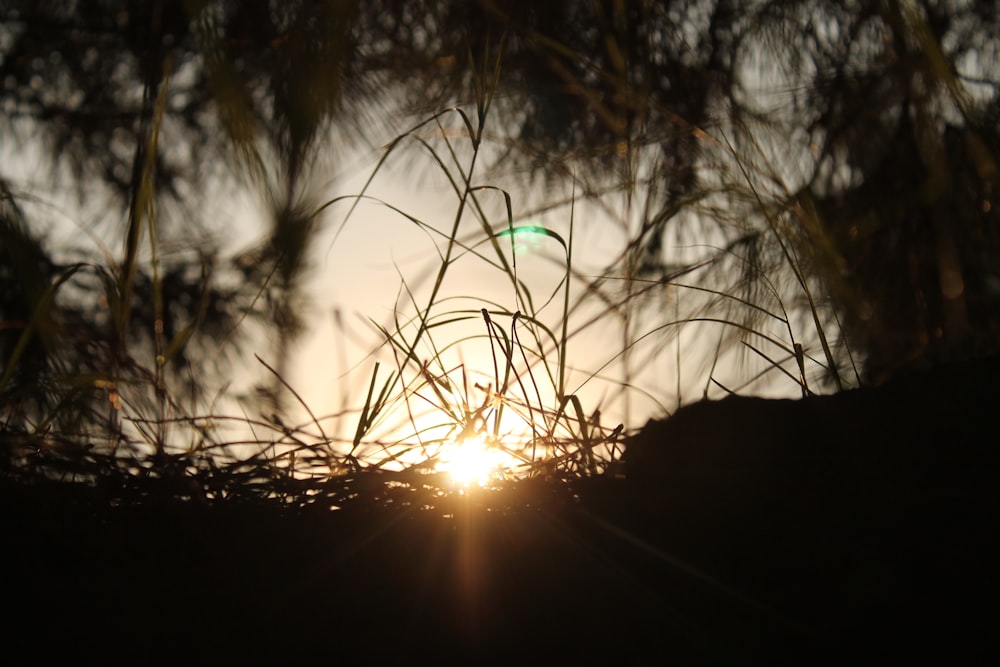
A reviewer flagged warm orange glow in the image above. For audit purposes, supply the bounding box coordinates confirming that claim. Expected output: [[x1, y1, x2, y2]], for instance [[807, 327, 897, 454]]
[[437, 435, 510, 487]]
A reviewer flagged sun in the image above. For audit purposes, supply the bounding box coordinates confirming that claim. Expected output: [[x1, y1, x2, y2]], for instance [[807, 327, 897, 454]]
[[437, 435, 508, 487]]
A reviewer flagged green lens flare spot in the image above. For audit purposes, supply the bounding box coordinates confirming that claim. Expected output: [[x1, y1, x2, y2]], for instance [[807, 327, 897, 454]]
[[497, 224, 564, 256]]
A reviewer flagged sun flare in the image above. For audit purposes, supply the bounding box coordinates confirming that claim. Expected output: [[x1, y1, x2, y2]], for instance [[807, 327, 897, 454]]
[[438, 436, 508, 487]]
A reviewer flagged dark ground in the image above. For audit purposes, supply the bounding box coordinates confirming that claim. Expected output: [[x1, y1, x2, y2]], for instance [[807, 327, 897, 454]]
[[3, 356, 999, 665]]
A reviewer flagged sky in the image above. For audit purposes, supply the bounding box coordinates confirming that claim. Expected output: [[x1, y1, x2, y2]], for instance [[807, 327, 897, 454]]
[[279, 131, 808, 456], [2, 97, 816, 476]]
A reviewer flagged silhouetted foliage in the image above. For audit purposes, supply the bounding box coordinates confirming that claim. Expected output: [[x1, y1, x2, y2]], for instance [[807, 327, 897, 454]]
[[351, 1, 1000, 379], [4, 8, 999, 661], [0, 0, 361, 197], [773, 2, 1000, 380], [3, 0, 1000, 444], [1, 1, 364, 433]]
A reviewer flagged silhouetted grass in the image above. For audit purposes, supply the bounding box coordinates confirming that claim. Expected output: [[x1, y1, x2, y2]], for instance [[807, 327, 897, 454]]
[[5, 27, 1000, 667], [1, 36, 857, 507]]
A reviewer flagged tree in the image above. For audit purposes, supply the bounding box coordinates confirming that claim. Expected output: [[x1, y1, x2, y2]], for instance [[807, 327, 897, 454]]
[[0, 1, 364, 438], [365, 0, 1000, 383], [3, 0, 999, 443]]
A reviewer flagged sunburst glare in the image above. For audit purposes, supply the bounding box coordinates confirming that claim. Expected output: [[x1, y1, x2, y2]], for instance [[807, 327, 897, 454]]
[[437, 435, 512, 487]]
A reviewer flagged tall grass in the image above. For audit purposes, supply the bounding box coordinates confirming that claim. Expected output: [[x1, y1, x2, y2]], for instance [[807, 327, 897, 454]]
[[1, 42, 612, 507], [1, 38, 856, 510], [313, 44, 625, 483]]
